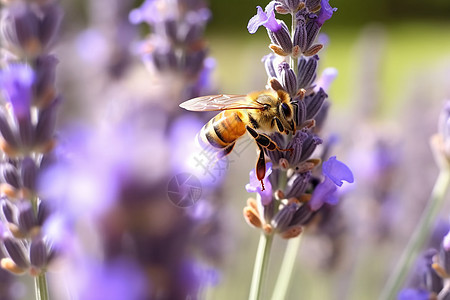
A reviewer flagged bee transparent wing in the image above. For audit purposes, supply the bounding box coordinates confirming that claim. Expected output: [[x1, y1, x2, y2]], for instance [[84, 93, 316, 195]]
[[179, 94, 264, 111]]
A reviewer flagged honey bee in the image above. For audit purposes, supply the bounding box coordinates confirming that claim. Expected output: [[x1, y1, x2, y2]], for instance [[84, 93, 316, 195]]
[[179, 89, 296, 190]]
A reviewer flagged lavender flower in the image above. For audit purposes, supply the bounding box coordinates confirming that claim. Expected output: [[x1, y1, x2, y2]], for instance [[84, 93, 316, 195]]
[[33, 1, 224, 299], [242, 0, 353, 244], [244, 156, 352, 238], [0, 1, 64, 299], [130, 0, 212, 100], [0, 1, 62, 57], [398, 228, 450, 299], [242, 4, 354, 298]]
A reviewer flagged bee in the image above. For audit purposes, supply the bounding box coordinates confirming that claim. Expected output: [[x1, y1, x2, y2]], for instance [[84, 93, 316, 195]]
[[179, 89, 296, 190]]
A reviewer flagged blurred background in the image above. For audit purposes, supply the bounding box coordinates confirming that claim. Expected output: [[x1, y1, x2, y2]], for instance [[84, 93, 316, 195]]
[[5, 0, 450, 299]]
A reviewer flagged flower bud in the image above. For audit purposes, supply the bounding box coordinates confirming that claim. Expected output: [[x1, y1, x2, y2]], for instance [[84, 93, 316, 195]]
[[285, 171, 311, 199], [0, 111, 18, 148], [1, 162, 20, 189], [271, 203, 297, 233], [21, 157, 38, 192], [34, 97, 59, 148], [304, 88, 327, 120], [297, 55, 318, 90], [1, 200, 15, 224], [30, 237, 48, 269], [18, 202, 37, 234], [279, 63, 298, 97], [3, 237, 29, 270], [299, 131, 322, 162]]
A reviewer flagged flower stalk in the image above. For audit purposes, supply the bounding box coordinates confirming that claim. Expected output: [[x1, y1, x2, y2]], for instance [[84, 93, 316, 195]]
[[381, 169, 450, 299], [249, 233, 274, 300], [35, 273, 49, 300], [271, 235, 302, 300]]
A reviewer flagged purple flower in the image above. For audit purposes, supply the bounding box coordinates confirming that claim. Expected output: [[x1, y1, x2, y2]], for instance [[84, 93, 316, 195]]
[[309, 156, 353, 210], [248, 2, 282, 34], [246, 163, 273, 205], [0, 64, 33, 119], [322, 156, 354, 187], [315, 0, 337, 27]]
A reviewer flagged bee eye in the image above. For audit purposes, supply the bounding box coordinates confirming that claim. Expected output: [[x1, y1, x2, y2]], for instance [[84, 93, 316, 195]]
[[281, 103, 291, 117]]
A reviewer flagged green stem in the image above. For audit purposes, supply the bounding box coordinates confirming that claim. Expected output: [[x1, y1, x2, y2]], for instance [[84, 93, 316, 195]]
[[271, 235, 302, 300], [35, 273, 49, 300], [380, 170, 450, 300], [249, 233, 274, 300]]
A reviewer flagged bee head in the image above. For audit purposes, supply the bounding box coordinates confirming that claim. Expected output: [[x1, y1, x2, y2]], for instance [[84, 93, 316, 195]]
[[254, 90, 296, 133]]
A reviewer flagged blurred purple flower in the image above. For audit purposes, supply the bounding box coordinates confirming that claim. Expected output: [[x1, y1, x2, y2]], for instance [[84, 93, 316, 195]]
[[248, 2, 281, 34], [169, 115, 226, 187], [41, 214, 73, 256], [314, 67, 338, 93], [75, 29, 108, 64], [128, 0, 159, 25], [443, 230, 450, 251], [0, 64, 33, 119], [75, 258, 148, 300], [309, 156, 353, 210], [246, 163, 273, 205], [397, 288, 430, 300], [316, 0, 337, 27], [39, 122, 170, 220]]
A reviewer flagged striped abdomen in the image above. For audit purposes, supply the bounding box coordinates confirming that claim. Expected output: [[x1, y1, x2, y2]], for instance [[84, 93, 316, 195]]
[[199, 110, 247, 158]]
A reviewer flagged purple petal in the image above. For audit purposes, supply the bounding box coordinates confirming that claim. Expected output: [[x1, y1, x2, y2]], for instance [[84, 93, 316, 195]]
[[263, 2, 282, 32], [316, 0, 337, 26], [245, 163, 273, 205], [309, 176, 336, 211], [322, 156, 354, 187], [247, 6, 267, 34], [247, 3, 281, 34], [0, 64, 33, 119]]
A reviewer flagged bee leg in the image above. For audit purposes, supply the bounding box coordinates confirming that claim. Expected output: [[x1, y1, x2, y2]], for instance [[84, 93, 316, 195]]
[[246, 126, 293, 154], [272, 117, 285, 133], [256, 144, 266, 191]]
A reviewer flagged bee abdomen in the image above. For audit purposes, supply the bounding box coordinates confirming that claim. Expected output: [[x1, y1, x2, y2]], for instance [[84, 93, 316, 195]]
[[198, 111, 246, 155]]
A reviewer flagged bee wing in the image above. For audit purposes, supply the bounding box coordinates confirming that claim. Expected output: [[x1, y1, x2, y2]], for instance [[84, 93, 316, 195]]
[[179, 94, 264, 111]]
